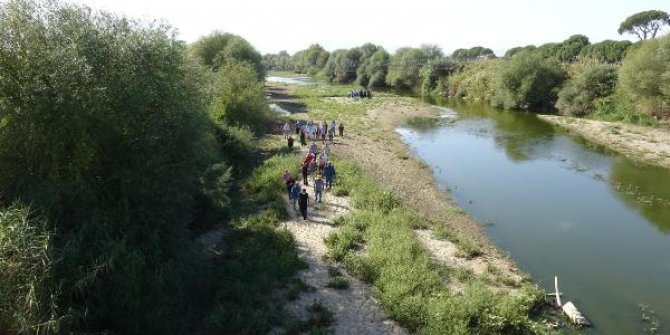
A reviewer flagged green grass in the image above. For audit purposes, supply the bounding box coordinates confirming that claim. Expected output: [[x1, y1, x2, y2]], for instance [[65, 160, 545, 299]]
[[326, 276, 350, 289], [322, 159, 554, 334], [205, 147, 306, 334]]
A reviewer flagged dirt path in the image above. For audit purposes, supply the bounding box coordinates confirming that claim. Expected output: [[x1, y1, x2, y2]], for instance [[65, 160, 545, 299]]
[[281, 189, 406, 335], [539, 115, 670, 169]]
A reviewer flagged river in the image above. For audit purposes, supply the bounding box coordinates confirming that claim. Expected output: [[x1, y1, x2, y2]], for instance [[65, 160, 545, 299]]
[[397, 99, 670, 334]]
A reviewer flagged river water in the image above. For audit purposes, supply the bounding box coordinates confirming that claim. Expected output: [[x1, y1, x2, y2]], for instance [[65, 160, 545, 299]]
[[397, 99, 670, 334]]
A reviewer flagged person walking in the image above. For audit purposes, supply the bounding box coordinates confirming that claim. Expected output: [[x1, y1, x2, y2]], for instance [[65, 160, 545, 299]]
[[295, 120, 301, 135], [324, 161, 336, 189], [301, 162, 309, 186], [290, 181, 301, 212], [308, 141, 317, 155], [300, 129, 306, 146], [314, 175, 324, 203], [287, 135, 294, 150], [283, 122, 291, 139], [338, 122, 344, 137], [283, 170, 295, 197], [298, 188, 309, 220]]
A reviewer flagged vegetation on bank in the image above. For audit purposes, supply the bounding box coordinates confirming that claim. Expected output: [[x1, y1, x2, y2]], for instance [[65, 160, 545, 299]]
[[264, 10, 670, 125], [0, 0, 299, 333], [322, 159, 553, 334]]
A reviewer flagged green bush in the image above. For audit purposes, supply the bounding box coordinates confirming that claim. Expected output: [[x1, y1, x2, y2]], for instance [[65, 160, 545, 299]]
[[619, 35, 670, 119], [447, 60, 501, 102], [556, 64, 618, 116], [492, 51, 567, 110], [210, 59, 272, 133], [0, 1, 240, 332]]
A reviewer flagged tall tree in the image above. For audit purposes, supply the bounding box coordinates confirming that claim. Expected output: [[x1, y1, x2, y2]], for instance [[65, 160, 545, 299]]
[[618, 10, 670, 40]]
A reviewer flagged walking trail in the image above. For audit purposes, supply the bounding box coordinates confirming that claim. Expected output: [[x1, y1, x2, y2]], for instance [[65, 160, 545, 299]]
[[281, 155, 406, 335]]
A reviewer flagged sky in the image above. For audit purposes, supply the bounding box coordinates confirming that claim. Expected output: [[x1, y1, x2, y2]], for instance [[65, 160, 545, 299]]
[[70, 0, 670, 56]]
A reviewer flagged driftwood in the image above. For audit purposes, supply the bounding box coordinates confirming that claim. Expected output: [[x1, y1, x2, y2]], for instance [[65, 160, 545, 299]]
[[554, 276, 591, 326]]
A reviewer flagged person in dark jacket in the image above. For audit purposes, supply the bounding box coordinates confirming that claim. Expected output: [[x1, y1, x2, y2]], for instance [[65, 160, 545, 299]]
[[290, 182, 301, 211], [287, 135, 294, 150], [323, 161, 336, 189], [298, 188, 309, 220], [338, 122, 344, 137], [300, 129, 306, 145], [301, 162, 309, 186]]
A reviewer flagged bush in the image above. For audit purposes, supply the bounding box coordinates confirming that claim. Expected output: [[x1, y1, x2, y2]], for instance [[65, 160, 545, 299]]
[[556, 64, 618, 116], [0, 1, 228, 332], [619, 35, 670, 119], [492, 51, 567, 110], [447, 60, 501, 102], [210, 59, 272, 133]]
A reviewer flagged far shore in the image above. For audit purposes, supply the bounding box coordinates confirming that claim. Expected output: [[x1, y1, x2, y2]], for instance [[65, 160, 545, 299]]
[[539, 115, 670, 170]]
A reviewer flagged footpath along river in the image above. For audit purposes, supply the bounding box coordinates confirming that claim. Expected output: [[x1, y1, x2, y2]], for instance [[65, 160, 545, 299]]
[[398, 99, 670, 335]]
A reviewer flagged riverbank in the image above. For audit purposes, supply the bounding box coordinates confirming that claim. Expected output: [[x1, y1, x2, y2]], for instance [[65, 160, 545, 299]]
[[539, 115, 670, 169], [269, 83, 564, 333]]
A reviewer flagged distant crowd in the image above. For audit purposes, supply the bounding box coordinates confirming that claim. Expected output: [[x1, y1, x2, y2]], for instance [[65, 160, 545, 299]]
[[281, 120, 344, 220], [349, 88, 372, 99]]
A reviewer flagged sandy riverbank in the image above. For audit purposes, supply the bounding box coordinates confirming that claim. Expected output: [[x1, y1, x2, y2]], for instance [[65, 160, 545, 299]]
[[539, 115, 670, 169]]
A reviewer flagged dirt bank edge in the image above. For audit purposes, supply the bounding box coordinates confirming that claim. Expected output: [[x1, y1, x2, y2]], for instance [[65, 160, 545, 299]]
[[539, 114, 670, 169]]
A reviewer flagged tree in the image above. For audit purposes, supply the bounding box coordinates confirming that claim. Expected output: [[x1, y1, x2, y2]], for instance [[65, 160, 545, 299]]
[[324, 49, 359, 84], [492, 51, 567, 110], [210, 60, 271, 131], [357, 48, 390, 88], [0, 0, 220, 331], [618, 10, 670, 40], [385, 47, 425, 89], [452, 46, 496, 61], [504, 45, 536, 58], [556, 64, 618, 116], [557, 34, 590, 62], [579, 40, 633, 63], [619, 34, 670, 118], [191, 31, 265, 78], [292, 44, 329, 75]]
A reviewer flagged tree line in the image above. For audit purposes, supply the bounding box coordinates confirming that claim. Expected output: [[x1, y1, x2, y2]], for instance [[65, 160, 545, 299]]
[[0, 0, 275, 333], [264, 9, 670, 121]]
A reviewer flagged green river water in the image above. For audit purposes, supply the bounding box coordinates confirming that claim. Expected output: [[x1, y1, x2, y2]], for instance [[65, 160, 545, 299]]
[[398, 99, 670, 335]]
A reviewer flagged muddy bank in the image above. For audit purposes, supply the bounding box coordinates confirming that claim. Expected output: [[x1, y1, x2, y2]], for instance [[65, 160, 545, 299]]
[[539, 115, 670, 169]]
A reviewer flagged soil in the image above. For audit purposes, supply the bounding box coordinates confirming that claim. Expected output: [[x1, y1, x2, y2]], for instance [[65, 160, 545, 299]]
[[539, 115, 670, 169]]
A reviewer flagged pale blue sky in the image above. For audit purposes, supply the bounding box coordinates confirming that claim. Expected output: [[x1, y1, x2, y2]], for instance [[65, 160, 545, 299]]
[[71, 0, 669, 56]]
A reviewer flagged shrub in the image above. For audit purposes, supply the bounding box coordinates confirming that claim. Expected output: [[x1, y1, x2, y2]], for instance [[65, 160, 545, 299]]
[[210, 59, 272, 133], [492, 51, 567, 110], [619, 35, 670, 119], [447, 59, 501, 102], [556, 64, 618, 116], [326, 276, 350, 289]]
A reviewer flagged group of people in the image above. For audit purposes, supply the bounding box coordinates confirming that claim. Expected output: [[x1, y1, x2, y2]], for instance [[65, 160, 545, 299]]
[[284, 119, 344, 150], [348, 88, 372, 99], [282, 125, 340, 220]]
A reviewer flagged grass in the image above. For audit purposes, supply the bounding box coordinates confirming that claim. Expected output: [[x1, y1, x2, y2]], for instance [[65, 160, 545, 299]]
[[205, 145, 306, 334], [326, 276, 350, 289], [322, 159, 554, 334]]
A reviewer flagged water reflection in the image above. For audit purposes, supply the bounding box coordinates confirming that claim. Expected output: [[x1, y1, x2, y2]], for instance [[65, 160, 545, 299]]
[[610, 159, 670, 233]]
